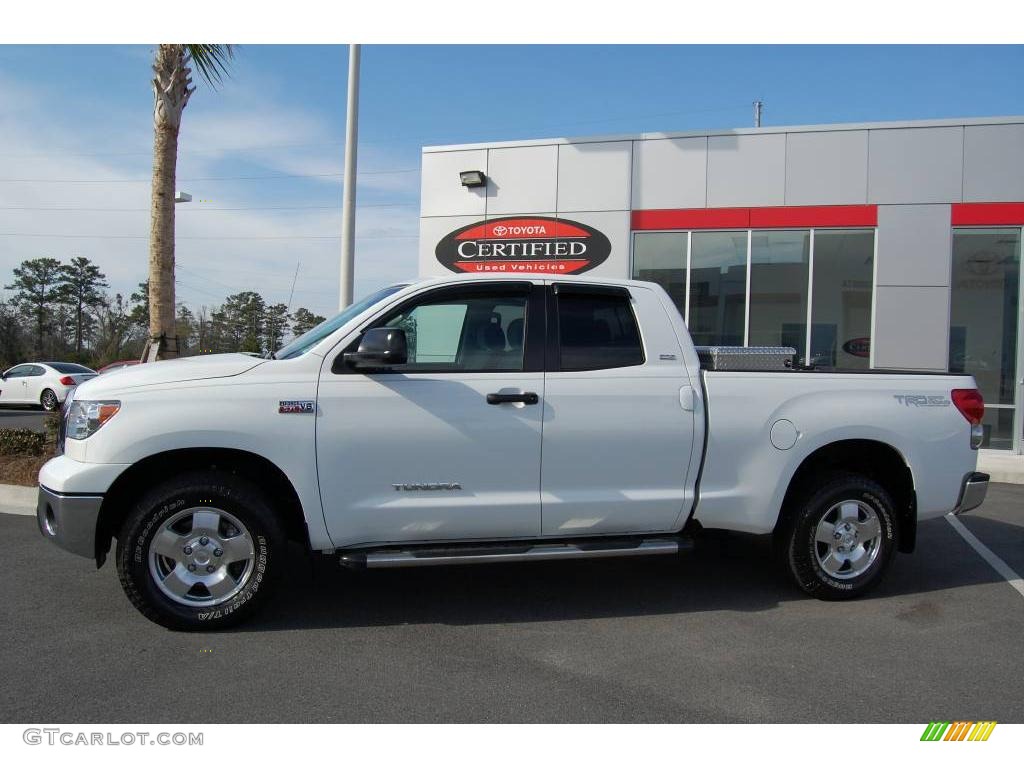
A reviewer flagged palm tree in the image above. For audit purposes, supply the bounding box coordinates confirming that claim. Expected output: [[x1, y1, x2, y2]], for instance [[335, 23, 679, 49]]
[[144, 44, 234, 362]]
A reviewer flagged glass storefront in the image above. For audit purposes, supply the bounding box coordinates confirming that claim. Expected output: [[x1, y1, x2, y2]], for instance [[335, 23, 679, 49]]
[[749, 230, 810, 356], [633, 227, 874, 367], [688, 231, 748, 347], [632, 233, 687, 314], [810, 230, 875, 370], [949, 228, 1021, 450]]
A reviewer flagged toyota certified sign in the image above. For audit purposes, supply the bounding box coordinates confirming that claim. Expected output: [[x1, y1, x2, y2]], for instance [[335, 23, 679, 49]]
[[435, 216, 611, 275], [842, 337, 871, 358]]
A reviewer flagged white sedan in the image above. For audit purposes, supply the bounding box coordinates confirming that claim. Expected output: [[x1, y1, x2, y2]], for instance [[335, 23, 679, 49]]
[[0, 362, 98, 411]]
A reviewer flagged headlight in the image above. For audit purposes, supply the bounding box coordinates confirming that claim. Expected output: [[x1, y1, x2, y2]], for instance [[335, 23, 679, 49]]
[[66, 400, 121, 441]]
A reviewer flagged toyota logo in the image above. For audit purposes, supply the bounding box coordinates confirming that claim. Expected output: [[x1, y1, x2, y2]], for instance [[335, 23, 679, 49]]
[[491, 225, 508, 237]]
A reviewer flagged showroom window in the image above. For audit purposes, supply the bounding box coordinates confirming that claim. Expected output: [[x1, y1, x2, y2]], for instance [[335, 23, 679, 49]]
[[748, 230, 810, 356], [632, 227, 875, 366], [688, 231, 748, 347], [632, 232, 687, 314], [949, 227, 1021, 450], [810, 230, 875, 370]]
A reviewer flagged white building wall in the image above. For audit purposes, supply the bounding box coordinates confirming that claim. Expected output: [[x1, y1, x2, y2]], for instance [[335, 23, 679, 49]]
[[420, 117, 1024, 371]]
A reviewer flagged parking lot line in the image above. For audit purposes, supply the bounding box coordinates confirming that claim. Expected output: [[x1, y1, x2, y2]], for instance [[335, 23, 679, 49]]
[[946, 513, 1024, 601]]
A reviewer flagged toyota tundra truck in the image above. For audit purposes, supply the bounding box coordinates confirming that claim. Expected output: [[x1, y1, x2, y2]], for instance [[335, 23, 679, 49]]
[[36, 275, 990, 630]]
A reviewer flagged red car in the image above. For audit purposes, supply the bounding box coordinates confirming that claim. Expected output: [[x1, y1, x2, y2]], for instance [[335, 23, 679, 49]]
[[97, 360, 142, 374]]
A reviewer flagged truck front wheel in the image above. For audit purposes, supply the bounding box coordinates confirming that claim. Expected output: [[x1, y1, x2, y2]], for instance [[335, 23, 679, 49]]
[[781, 473, 898, 600], [115, 470, 283, 630]]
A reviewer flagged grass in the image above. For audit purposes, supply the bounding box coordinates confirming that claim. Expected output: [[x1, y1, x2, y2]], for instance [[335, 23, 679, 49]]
[[0, 453, 50, 486], [0, 413, 59, 486]]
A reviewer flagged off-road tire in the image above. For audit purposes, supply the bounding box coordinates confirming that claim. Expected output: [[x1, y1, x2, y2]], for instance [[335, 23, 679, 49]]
[[780, 472, 898, 600], [115, 470, 283, 630]]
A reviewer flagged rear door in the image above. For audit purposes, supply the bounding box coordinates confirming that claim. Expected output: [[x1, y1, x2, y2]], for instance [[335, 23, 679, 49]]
[[23, 365, 48, 403], [540, 282, 699, 536]]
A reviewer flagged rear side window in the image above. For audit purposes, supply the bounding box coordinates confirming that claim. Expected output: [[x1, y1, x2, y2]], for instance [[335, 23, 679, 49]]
[[47, 363, 94, 374], [556, 291, 644, 371]]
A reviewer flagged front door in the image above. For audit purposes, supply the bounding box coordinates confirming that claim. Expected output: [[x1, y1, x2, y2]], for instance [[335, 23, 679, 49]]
[[0, 365, 31, 404], [317, 281, 546, 548]]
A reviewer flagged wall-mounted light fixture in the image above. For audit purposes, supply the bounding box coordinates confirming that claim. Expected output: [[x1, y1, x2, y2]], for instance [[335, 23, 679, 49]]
[[459, 170, 487, 188]]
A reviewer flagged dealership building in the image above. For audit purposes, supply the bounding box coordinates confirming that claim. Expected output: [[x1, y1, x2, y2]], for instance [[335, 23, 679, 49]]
[[418, 116, 1024, 452]]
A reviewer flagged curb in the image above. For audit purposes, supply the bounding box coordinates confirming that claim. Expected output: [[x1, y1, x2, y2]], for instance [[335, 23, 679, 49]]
[[977, 451, 1024, 486], [0, 482, 38, 514]]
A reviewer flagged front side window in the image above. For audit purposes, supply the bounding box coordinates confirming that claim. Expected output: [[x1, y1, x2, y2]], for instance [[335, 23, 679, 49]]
[[376, 290, 529, 372], [4, 365, 30, 378], [557, 290, 644, 371]]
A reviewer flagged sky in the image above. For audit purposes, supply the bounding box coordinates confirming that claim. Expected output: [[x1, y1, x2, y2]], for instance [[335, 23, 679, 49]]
[[0, 44, 1022, 319]]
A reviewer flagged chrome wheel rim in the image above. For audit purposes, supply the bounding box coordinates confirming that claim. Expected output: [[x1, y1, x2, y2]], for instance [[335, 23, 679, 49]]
[[814, 500, 883, 580], [42, 391, 57, 410], [148, 506, 256, 607]]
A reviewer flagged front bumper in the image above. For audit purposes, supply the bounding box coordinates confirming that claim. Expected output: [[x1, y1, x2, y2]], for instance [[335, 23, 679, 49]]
[[952, 471, 989, 515], [37, 485, 103, 559]]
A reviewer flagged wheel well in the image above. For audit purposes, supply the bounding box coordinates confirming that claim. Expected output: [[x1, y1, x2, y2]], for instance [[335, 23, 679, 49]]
[[777, 440, 917, 553], [94, 448, 308, 566]]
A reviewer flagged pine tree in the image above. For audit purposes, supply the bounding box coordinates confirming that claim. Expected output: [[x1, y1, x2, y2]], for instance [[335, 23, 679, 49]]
[[5, 257, 64, 357], [58, 256, 109, 357], [290, 307, 326, 337]]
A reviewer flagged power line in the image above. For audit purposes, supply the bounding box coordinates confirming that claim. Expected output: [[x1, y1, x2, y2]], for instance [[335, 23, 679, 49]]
[[0, 232, 417, 240], [0, 202, 418, 212], [0, 168, 419, 184], [0, 102, 746, 159], [0, 139, 349, 159]]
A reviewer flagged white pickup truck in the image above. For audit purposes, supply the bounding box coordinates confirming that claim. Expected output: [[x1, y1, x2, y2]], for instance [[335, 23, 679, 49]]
[[37, 275, 989, 630]]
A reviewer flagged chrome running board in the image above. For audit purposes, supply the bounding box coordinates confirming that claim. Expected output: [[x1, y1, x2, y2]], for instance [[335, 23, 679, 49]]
[[344, 538, 685, 569]]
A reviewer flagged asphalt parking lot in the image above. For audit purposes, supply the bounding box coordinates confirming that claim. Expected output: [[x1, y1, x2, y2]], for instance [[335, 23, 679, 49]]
[[1, 485, 1022, 723], [0, 408, 49, 432]]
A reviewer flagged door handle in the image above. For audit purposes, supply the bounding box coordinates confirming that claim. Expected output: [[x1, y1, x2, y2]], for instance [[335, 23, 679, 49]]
[[486, 392, 539, 405]]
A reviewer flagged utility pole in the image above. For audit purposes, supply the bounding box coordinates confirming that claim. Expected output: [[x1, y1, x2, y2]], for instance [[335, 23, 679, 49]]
[[339, 44, 361, 310], [753, 99, 764, 128]]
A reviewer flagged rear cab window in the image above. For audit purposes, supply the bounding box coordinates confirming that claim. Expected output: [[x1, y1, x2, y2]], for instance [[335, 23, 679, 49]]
[[554, 285, 645, 371]]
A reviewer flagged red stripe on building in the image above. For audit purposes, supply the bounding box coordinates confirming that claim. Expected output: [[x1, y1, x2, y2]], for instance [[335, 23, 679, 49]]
[[631, 208, 749, 230], [951, 202, 1024, 226], [750, 205, 877, 228], [632, 205, 877, 230]]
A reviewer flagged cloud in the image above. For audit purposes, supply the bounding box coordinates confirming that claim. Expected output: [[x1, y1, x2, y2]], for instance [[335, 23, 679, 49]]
[[0, 62, 419, 321]]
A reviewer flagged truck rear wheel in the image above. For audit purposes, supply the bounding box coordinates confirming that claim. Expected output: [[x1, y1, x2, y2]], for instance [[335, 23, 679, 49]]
[[115, 470, 283, 630], [781, 473, 897, 600]]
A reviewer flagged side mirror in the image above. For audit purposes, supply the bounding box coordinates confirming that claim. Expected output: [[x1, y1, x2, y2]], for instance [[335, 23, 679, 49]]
[[344, 327, 408, 369]]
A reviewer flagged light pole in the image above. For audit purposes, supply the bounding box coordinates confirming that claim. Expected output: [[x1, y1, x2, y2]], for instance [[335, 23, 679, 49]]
[[338, 44, 361, 310]]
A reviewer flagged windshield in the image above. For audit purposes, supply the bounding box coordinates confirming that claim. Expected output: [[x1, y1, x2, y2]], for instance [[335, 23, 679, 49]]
[[273, 284, 407, 360]]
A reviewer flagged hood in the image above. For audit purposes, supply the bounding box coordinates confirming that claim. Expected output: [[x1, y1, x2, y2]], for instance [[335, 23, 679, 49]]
[[73, 353, 266, 397]]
